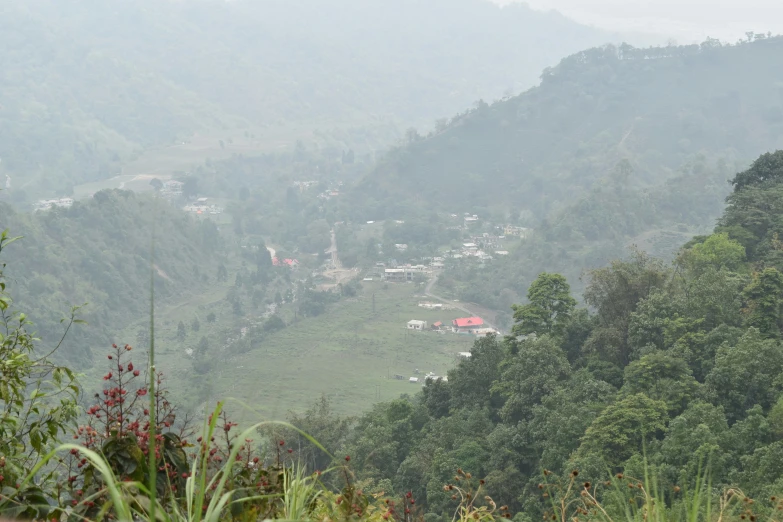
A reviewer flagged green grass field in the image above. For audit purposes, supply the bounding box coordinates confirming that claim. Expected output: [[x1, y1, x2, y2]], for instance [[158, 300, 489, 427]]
[[109, 278, 478, 424], [212, 282, 476, 422]]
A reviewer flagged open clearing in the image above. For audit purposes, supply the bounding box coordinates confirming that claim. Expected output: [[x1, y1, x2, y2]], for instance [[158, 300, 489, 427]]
[[211, 282, 476, 422], [125, 281, 478, 423]]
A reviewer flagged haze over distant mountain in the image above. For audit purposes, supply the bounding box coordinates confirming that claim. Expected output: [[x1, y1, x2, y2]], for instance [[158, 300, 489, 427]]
[[0, 0, 616, 197], [353, 37, 783, 218], [496, 0, 783, 42]]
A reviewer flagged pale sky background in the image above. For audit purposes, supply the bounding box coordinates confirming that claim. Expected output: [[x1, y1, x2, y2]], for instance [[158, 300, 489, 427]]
[[494, 0, 783, 43]]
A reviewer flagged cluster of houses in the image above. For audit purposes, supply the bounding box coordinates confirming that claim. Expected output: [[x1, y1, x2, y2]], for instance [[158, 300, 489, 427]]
[[34, 198, 74, 211], [183, 197, 223, 215], [446, 232, 515, 261], [406, 315, 496, 336]]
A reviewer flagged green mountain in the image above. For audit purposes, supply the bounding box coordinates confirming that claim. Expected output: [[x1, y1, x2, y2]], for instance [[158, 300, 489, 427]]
[[354, 38, 783, 218], [344, 38, 783, 318], [0, 0, 613, 196], [0, 191, 223, 364]]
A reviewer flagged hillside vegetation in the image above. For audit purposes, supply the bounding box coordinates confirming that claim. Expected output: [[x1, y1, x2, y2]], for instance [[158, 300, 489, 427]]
[[341, 38, 783, 313], [284, 151, 783, 520], [354, 37, 783, 217], [0, 0, 613, 196], [0, 190, 223, 363]]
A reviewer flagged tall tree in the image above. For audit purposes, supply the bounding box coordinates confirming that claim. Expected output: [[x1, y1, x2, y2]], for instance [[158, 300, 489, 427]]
[[742, 267, 783, 338], [730, 150, 783, 192], [583, 251, 669, 365], [511, 272, 576, 338]]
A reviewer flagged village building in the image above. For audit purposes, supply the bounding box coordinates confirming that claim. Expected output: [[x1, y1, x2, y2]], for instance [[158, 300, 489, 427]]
[[407, 320, 428, 330], [384, 268, 412, 282], [474, 327, 498, 337], [452, 316, 484, 334], [272, 257, 299, 268]]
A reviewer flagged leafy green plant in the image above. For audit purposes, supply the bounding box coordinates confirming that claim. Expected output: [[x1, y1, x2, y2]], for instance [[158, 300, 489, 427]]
[[0, 229, 82, 519]]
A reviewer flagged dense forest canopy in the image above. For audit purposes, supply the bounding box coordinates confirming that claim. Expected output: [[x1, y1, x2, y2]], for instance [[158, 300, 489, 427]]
[[0, 0, 614, 196]]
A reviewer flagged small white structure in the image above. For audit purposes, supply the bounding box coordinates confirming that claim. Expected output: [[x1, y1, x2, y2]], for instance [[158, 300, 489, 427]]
[[423, 372, 442, 382], [407, 320, 428, 330], [458, 352, 472, 359], [409, 377, 419, 383], [34, 198, 74, 211]]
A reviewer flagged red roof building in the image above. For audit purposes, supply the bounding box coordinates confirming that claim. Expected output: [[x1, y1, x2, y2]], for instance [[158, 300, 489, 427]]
[[452, 317, 484, 330], [272, 257, 299, 268]]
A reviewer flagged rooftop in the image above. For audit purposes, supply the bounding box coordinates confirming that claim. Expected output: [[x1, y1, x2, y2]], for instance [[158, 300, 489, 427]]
[[452, 317, 484, 328]]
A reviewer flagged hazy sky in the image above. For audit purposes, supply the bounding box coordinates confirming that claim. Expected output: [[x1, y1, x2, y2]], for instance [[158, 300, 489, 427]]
[[494, 0, 783, 43]]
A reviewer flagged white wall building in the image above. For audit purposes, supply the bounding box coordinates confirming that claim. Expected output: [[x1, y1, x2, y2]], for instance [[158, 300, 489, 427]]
[[407, 320, 428, 330]]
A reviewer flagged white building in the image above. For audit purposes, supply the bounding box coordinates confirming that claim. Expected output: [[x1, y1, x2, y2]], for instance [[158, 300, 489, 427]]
[[407, 320, 428, 330]]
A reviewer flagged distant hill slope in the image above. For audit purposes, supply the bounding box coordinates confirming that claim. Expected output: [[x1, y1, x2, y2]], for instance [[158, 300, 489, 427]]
[[0, 191, 223, 364], [353, 38, 783, 218], [345, 38, 783, 319], [0, 0, 613, 195]]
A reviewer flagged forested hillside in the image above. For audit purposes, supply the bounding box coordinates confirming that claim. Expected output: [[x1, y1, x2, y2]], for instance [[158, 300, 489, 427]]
[[0, 190, 223, 363], [354, 37, 783, 218], [284, 151, 783, 520], [0, 0, 613, 196], [341, 38, 783, 314]]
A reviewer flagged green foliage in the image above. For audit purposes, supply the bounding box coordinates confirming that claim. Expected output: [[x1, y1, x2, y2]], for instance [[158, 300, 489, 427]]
[[620, 353, 700, 416], [511, 273, 576, 338], [705, 328, 783, 422], [741, 268, 783, 338], [678, 233, 746, 275], [730, 150, 783, 191], [0, 231, 80, 519], [492, 336, 571, 423], [583, 251, 669, 366], [578, 393, 669, 466], [0, 191, 221, 364]]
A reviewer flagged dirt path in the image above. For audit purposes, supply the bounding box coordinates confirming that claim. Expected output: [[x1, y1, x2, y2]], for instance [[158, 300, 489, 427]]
[[319, 228, 358, 289]]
